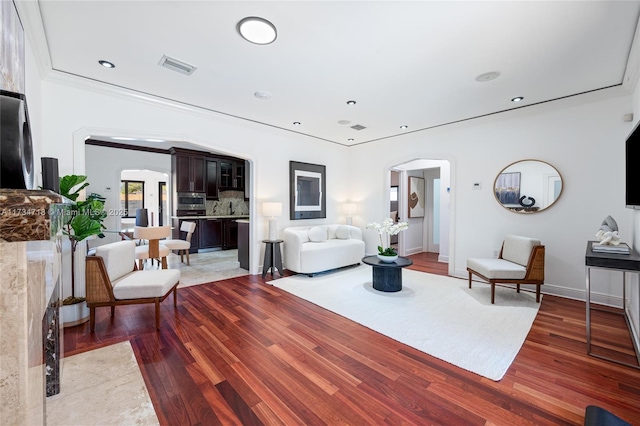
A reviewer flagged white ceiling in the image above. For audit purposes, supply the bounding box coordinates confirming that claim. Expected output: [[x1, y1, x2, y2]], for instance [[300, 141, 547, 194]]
[[34, 0, 640, 148]]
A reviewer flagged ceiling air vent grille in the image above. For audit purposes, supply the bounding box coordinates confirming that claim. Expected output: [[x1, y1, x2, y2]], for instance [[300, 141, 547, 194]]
[[351, 124, 366, 131], [158, 55, 197, 75]]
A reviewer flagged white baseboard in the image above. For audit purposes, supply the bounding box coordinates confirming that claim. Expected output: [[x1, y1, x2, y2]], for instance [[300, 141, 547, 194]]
[[438, 254, 449, 263]]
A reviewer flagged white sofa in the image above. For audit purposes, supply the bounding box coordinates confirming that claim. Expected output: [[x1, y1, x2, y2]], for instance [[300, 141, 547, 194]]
[[283, 224, 365, 276]]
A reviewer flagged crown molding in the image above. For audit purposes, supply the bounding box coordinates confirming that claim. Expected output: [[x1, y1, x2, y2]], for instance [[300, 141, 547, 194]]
[[14, 0, 52, 80]]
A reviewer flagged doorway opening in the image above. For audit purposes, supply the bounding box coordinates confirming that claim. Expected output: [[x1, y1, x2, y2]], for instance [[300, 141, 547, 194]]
[[390, 159, 451, 267]]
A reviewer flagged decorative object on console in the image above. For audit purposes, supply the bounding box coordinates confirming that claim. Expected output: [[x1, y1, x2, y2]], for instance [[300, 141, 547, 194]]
[[289, 161, 326, 220], [263, 202, 282, 241], [594, 215, 622, 246], [366, 218, 409, 262], [0, 91, 34, 189], [135, 208, 149, 227]]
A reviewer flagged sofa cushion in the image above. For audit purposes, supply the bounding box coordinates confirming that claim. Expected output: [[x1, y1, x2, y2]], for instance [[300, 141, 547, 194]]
[[502, 235, 541, 266], [112, 269, 180, 300], [335, 225, 351, 239], [466, 258, 527, 280], [94, 241, 136, 282], [308, 226, 328, 242]]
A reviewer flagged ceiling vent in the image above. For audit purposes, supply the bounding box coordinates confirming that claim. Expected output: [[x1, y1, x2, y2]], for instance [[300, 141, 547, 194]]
[[158, 55, 197, 75], [350, 124, 366, 131]]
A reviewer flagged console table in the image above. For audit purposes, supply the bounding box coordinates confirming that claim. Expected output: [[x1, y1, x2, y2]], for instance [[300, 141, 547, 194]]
[[362, 255, 413, 292], [585, 241, 640, 369]]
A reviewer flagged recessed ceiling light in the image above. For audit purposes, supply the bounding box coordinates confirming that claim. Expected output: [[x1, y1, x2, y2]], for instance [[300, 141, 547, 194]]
[[347, 138, 354, 142], [511, 96, 524, 102], [293, 122, 301, 126], [254, 91, 272, 100], [475, 71, 500, 82], [346, 100, 356, 105], [400, 125, 408, 129], [237, 17, 277, 45], [98, 60, 115, 68], [337, 120, 351, 125]]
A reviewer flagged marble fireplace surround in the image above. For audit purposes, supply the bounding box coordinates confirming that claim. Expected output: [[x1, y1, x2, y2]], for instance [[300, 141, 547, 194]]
[[0, 189, 65, 425]]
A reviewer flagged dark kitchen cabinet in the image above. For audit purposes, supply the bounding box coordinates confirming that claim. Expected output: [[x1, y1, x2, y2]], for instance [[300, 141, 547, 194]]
[[199, 218, 223, 249], [218, 160, 244, 191], [223, 219, 238, 250], [205, 158, 218, 200], [171, 149, 205, 193]]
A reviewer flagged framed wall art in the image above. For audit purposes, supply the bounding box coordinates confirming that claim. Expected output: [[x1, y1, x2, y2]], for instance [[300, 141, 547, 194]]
[[290, 161, 326, 220], [1, 0, 25, 94], [408, 176, 425, 218]]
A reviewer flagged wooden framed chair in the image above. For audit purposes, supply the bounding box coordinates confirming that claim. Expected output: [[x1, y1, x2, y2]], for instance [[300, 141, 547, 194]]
[[467, 235, 545, 304], [161, 221, 197, 265], [85, 240, 180, 331], [133, 225, 171, 269]]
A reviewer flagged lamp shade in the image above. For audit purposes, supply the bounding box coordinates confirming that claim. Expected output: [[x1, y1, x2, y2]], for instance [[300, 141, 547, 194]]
[[263, 202, 282, 217], [343, 203, 357, 215]]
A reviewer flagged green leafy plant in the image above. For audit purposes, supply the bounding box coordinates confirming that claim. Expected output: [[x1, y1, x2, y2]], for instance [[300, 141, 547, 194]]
[[377, 246, 398, 256], [59, 175, 107, 304]]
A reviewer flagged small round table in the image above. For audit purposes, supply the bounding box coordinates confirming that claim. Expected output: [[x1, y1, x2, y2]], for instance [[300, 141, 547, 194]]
[[362, 255, 413, 292], [262, 239, 284, 279]]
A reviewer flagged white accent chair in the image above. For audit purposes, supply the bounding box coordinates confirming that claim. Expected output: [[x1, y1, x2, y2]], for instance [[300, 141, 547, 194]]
[[85, 240, 181, 331], [466, 234, 545, 304], [134, 226, 171, 269], [161, 221, 197, 265], [283, 224, 365, 276]]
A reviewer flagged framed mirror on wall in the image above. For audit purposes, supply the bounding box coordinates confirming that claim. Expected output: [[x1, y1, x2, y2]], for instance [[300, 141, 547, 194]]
[[494, 159, 563, 213]]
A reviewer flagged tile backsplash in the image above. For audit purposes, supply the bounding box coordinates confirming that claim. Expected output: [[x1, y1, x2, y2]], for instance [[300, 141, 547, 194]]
[[206, 190, 249, 216]]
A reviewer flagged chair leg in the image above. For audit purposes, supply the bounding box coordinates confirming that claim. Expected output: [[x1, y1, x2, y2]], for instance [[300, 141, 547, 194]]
[[186, 250, 190, 266], [90, 307, 95, 332], [162, 257, 167, 269], [155, 298, 161, 331], [110, 306, 115, 317], [138, 259, 144, 270], [180, 250, 184, 263], [536, 285, 541, 303], [491, 283, 495, 304], [468, 271, 472, 288], [516, 284, 520, 293], [174, 287, 178, 307]]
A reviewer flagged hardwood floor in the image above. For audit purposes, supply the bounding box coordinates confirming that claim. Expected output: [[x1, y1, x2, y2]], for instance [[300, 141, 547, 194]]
[[64, 252, 640, 425]]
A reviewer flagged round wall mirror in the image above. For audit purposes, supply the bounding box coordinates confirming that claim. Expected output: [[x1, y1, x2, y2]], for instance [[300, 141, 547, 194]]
[[494, 159, 563, 213]]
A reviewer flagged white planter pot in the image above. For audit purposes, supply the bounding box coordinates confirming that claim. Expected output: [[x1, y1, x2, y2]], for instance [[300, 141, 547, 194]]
[[377, 254, 398, 263], [61, 301, 89, 327]]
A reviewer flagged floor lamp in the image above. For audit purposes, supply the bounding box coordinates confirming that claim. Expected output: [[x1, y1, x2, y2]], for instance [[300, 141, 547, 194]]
[[263, 202, 282, 241]]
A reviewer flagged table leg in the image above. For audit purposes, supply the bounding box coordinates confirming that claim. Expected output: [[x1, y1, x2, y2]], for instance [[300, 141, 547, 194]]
[[586, 266, 591, 355], [262, 243, 273, 279]]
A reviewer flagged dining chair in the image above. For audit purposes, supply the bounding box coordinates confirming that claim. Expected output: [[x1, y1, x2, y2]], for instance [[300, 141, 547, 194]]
[[133, 225, 171, 269], [161, 221, 197, 265]]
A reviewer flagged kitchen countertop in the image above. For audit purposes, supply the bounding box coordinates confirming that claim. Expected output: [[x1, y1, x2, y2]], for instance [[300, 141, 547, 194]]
[[235, 219, 250, 224], [171, 215, 250, 220]]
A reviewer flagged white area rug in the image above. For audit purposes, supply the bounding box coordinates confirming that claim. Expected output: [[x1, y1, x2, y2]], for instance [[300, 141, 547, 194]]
[[47, 341, 159, 425], [271, 265, 541, 381]]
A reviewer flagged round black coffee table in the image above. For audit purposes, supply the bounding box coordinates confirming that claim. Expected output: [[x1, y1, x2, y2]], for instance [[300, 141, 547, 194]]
[[362, 255, 413, 292]]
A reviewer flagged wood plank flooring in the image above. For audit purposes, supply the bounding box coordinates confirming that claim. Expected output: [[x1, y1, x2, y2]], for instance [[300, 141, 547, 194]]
[[64, 252, 640, 425]]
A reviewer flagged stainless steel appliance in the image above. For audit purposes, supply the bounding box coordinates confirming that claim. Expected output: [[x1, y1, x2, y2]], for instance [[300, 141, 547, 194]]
[[177, 192, 206, 214]]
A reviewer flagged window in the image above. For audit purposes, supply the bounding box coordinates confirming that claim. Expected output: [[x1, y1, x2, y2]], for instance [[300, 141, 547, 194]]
[[120, 180, 144, 218]]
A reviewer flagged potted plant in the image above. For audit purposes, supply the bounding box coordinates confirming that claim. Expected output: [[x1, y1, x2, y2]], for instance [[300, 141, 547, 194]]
[[59, 175, 107, 308], [366, 218, 409, 262]]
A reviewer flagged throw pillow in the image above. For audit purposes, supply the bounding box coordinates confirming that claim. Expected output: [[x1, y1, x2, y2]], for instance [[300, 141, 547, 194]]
[[308, 226, 327, 242], [335, 225, 351, 239], [390, 210, 397, 222]]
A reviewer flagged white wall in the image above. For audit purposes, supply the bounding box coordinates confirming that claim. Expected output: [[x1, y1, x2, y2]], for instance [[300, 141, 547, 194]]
[[38, 77, 350, 275], [349, 88, 635, 304]]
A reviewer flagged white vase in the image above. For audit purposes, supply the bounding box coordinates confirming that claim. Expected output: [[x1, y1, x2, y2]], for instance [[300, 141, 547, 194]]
[[377, 254, 398, 263], [61, 301, 89, 327]]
